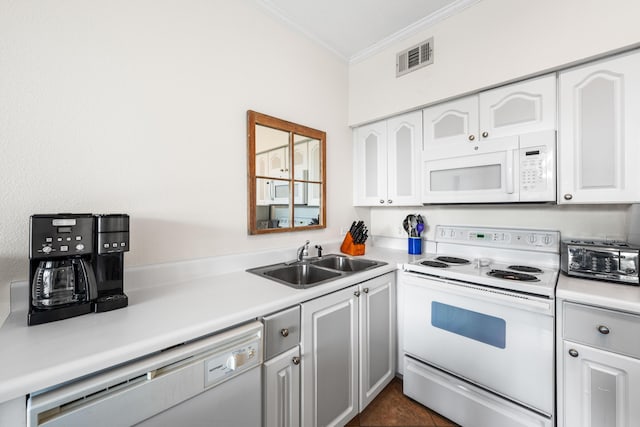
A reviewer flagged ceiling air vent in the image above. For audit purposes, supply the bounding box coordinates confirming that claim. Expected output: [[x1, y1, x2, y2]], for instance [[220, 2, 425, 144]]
[[396, 38, 434, 77]]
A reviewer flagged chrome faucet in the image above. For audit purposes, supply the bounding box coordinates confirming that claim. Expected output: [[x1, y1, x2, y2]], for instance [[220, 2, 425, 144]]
[[297, 240, 310, 262]]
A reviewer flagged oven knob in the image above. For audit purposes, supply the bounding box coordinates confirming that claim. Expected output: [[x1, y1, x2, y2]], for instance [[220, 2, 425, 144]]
[[543, 235, 552, 245], [568, 349, 579, 358], [528, 234, 538, 244]]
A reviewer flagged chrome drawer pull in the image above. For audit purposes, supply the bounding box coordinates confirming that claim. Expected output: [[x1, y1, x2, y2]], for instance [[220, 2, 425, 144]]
[[568, 349, 579, 358], [597, 325, 610, 335], [280, 328, 289, 337], [292, 356, 300, 365]]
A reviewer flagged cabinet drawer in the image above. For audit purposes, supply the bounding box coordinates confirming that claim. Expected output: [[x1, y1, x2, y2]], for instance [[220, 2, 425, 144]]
[[263, 305, 300, 360], [563, 302, 640, 359]]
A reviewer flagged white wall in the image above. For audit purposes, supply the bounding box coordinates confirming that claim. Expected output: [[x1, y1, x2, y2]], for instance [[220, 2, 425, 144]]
[[349, 0, 640, 125], [0, 0, 354, 321]]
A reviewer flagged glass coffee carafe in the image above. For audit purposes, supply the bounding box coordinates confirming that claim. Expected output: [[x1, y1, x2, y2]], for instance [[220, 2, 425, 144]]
[[32, 259, 91, 308]]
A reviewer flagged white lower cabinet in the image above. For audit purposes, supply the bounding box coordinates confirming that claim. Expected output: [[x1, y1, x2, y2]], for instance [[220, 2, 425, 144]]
[[301, 272, 396, 427], [262, 305, 301, 427], [562, 341, 640, 427], [264, 346, 301, 427], [558, 300, 640, 427]]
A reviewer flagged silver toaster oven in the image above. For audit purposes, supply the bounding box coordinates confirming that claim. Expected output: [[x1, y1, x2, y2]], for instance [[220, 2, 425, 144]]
[[561, 240, 639, 285]]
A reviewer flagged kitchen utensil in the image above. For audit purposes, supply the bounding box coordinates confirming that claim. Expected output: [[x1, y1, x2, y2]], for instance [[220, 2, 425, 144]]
[[416, 222, 424, 236], [402, 217, 410, 236]]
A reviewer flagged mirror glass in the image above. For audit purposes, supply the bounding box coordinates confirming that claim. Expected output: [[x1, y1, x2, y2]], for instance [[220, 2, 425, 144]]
[[248, 111, 326, 234]]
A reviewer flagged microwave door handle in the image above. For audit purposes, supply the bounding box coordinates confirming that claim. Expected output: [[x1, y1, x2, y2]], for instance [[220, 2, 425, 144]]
[[505, 150, 515, 194], [269, 180, 274, 200]]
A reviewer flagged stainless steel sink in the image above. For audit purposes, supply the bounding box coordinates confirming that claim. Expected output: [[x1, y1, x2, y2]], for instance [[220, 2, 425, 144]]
[[263, 263, 341, 287], [310, 254, 380, 272], [247, 254, 387, 289]]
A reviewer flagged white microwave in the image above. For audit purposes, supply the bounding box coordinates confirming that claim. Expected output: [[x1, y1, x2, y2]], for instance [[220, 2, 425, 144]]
[[271, 180, 307, 205], [422, 130, 556, 204]]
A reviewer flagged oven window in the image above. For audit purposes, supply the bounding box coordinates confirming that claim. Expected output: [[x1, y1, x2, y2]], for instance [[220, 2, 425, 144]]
[[431, 301, 506, 349]]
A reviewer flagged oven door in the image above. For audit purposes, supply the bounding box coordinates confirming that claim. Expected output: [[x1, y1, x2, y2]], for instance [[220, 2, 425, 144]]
[[423, 137, 519, 204], [402, 272, 554, 415]]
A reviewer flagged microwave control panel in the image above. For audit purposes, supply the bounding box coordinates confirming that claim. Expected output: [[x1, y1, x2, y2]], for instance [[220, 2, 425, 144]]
[[520, 145, 548, 193]]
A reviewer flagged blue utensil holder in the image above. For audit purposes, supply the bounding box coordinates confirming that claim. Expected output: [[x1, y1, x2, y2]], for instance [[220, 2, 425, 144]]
[[408, 237, 422, 255]]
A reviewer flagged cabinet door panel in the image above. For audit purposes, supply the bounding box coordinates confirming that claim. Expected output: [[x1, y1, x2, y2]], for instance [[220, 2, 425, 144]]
[[423, 96, 479, 148], [479, 74, 556, 139], [354, 121, 387, 205], [301, 286, 358, 427], [264, 346, 300, 427], [559, 50, 640, 203], [359, 273, 396, 410], [562, 341, 640, 427], [387, 111, 423, 205]]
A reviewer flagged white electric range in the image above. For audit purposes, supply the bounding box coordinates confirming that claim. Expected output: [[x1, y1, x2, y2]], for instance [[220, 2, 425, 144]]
[[402, 225, 560, 427]]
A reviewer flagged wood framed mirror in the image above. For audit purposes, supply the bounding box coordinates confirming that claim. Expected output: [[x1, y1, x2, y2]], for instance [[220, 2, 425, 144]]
[[247, 111, 326, 234]]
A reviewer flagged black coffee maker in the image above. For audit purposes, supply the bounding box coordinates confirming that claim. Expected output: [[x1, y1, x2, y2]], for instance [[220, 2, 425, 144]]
[[92, 214, 129, 312], [29, 213, 130, 325], [29, 214, 97, 325]]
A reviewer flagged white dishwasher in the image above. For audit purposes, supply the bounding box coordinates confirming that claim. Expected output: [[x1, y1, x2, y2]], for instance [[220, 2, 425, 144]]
[[27, 321, 263, 427]]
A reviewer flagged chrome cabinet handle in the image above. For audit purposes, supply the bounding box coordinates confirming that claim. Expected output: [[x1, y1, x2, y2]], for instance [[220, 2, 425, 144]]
[[568, 349, 579, 358], [597, 325, 610, 335], [481, 131, 489, 138], [564, 194, 573, 200], [468, 134, 475, 141], [363, 288, 369, 293], [354, 291, 361, 297], [280, 328, 289, 337], [379, 199, 384, 204], [292, 356, 300, 365], [387, 199, 392, 204]]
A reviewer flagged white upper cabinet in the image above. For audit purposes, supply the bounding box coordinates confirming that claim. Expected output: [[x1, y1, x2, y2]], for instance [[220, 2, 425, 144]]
[[558, 50, 640, 204], [354, 111, 422, 206], [423, 96, 479, 149], [479, 74, 557, 139], [424, 74, 556, 156]]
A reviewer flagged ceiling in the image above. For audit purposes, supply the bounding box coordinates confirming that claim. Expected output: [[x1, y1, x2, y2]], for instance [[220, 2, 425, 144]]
[[256, 0, 480, 62]]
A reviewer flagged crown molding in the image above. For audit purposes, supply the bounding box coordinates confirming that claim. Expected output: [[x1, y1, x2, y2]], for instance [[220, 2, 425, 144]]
[[255, 0, 482, 64], [349, 0, 482, 64], [255, 0, 351, 61]]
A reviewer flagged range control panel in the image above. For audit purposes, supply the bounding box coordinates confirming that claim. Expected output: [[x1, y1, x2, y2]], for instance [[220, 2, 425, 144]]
[[30, 214, 94, 259], [436, 225, 559, 252]]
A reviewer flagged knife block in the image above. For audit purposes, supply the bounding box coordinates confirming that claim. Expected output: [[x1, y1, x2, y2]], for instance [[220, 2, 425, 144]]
[[340, 232, 365, 256]]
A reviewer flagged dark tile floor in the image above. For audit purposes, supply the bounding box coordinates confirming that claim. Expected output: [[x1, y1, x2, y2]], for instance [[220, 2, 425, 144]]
[[346, 377, 460, 427]]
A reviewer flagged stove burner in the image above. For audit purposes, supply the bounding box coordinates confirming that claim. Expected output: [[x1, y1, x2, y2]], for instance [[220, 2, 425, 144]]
[[435, 256, 470, 265], [487, 269, 540, 282], [507, 265, 543, 274], [420, 260, 449, 268]]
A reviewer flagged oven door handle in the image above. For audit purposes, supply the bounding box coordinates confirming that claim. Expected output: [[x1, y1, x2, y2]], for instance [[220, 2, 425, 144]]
[[402, 272, 553, 315]]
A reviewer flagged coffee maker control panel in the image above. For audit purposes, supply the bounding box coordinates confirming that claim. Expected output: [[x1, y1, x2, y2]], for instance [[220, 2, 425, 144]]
[[30, 214, 94, 259], [95, 214, 130, 255]]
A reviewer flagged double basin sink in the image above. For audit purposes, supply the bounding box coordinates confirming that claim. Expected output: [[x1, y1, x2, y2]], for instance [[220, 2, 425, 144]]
[[247, 254, 387, 289]]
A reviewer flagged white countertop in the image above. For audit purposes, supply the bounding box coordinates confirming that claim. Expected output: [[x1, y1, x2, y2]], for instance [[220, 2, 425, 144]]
[[556, 273, 640, 315], [0, 244, 411, 404]]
